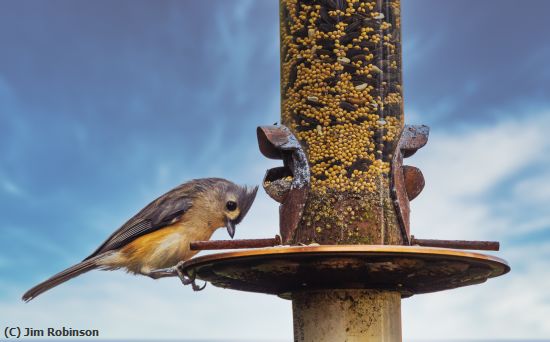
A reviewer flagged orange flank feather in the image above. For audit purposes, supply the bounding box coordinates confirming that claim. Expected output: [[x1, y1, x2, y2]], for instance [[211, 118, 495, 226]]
[[117, 223, 191, 274]]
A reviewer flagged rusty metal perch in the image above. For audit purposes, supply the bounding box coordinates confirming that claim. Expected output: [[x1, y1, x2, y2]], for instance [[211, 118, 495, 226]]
[[189, 235, 499, 251], [190, 236, 281, 251]]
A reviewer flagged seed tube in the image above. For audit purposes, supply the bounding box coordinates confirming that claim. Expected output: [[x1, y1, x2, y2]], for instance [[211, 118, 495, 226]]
[[280, 0, 404, 245]]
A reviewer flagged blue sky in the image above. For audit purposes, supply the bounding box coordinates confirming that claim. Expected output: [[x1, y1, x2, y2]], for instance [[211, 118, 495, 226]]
[[1, 0, 549, 340]]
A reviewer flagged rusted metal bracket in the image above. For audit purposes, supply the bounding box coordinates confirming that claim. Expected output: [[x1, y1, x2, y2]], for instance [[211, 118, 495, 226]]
[[257, 125, 311, 244], [391, 124, 430, 244], [190, 235, 282, 251]]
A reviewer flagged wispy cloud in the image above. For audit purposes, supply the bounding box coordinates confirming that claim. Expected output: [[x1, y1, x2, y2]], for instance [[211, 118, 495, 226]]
[[0, 177, 24, 197], [3, 271, 291, 340], [404, 241, 550, 339], [404, 110, 550, 339], [411, 111, 549, 240]]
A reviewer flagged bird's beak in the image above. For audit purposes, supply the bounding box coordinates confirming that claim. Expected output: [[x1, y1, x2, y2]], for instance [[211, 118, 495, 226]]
[[225, 219, 236, 239]]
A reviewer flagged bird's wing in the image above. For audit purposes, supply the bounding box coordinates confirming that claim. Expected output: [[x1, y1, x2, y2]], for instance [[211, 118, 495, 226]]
[[83, 191, 193, 260]]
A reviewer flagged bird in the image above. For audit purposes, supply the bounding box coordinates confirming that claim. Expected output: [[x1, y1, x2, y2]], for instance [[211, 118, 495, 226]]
[[22, 178, 258, 302]]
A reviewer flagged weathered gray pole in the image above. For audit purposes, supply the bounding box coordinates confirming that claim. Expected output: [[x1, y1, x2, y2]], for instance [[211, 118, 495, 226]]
[[293, 290, 401, 341]]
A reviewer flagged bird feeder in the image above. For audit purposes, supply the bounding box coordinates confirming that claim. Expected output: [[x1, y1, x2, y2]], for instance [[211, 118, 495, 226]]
[[173, 1, 509, 340]]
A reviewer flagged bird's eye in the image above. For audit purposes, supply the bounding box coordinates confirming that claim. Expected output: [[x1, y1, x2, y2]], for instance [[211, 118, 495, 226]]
[[226, 201, 237, 211]]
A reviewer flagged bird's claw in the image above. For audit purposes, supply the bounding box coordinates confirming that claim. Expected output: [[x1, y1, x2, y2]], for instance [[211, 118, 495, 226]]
[[173, 261, 207, 291]]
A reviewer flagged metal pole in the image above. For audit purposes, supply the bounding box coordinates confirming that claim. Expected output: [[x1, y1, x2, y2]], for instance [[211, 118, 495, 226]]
[[293, 290, 401, 342]]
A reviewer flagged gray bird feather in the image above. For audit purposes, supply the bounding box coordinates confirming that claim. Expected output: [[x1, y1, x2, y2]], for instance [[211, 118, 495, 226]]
[[83, 178, 252, 260]]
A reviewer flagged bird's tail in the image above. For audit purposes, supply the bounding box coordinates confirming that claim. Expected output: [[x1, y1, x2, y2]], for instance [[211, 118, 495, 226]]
[[22, 255, 103, 302]]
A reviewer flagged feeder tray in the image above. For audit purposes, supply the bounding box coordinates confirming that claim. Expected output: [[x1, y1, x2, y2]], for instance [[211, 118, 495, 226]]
[[180, 245, 509, 298]]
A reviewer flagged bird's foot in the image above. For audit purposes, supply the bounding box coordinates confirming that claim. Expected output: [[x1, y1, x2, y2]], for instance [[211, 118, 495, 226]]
[[147, 267, 175, 279], [173, 261, 207, 291], [147, 262, 207, 291]]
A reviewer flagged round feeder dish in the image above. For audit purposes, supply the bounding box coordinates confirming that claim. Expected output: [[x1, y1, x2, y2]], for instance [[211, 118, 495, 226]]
[[180, 245, 509, 298]]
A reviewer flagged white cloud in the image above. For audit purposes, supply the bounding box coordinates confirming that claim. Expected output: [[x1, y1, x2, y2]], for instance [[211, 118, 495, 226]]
[[404, 110, 550, 339], [410, 112, 550, 240], [509, 170, 550, 236], [4, 271, 290, 340], [403, 242, 550, 339], [514, 173, 550, 204]]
